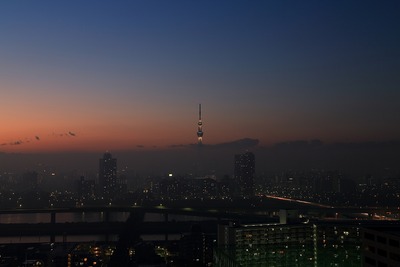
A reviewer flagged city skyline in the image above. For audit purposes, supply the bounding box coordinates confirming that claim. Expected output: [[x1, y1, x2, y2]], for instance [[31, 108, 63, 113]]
[[1, 1, 400, 153]]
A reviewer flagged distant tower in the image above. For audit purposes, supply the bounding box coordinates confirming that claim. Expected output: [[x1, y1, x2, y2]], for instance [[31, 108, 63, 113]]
[[234, 152, 255, 198], [197, 104, 204, 146], [99, 152, 117, 199]]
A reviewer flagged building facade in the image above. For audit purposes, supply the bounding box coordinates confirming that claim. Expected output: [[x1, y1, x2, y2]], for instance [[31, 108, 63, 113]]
[[215, 221, 363, 267], [99, 152, 117, 199], [215, 222, 315, 267], [362, 227, 400, 267], [234, 152, 255, 198]]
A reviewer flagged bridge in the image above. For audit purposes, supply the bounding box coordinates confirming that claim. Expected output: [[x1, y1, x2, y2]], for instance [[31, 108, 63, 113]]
[[1, 203, 398, 218], [0, 205, 278, 223], [0, 205, 276, 243], [0, 203, 397, 243]]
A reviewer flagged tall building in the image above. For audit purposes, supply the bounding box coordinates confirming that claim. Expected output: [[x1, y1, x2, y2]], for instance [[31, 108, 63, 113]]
[[179, 224, 214, 266], [362, 226, 400, 267], [22, 171, 39, 191], [197, 104, 204, 146], [77, 176, 96, 200], [99, 152, 117, 199], [234, 152, 255, 198]]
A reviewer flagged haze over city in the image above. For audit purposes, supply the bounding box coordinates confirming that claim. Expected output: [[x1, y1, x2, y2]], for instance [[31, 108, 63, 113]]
[[1, 2, 400, 266]]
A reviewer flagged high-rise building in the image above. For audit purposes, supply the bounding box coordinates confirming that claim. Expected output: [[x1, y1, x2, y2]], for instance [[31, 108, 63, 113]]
[[99, 152, 117, 199], [362, 226, 400, 267], [22, 171, 39, 191], [77, 176, 96, 200], [234, 152, 255, 198], [179, 224, 214, 266]]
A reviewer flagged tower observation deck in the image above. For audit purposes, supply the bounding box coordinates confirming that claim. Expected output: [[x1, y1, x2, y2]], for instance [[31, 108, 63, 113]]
[[197, 104, 203, 145]]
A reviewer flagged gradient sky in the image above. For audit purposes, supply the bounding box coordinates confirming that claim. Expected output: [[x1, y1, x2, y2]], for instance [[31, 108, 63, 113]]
[[1, 1, 399, 153]]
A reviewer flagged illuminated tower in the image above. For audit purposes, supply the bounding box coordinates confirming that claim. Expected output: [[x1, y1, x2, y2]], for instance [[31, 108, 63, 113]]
[[197, 104, 204, 145]]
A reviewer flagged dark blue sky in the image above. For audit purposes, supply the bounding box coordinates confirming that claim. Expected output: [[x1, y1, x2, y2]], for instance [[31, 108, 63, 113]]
[[1, 1, 399, 152]]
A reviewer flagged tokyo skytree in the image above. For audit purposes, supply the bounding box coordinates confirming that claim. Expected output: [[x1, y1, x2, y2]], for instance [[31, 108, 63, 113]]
[[197, 104, 203, 146]]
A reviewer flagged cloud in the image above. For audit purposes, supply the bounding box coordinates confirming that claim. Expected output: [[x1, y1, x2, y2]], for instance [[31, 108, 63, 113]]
[[1, 131, 77, 147], [170, 138, 260, 149], [331, 141, 400, 149], [211, 138, 259, 148], [273, 139, 324, 149], [0, 139, 28, 146], [52, 131, 77, 137], [169, 144, 188, 148], [9, 140, 23, 146], [136, 145, 144, 148], [270, 140, 400, 150]]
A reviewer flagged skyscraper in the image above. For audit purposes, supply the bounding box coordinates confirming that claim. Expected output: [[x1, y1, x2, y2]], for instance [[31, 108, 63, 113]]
[[197, 104, 203, 146], [234, 152, 255, 198], [99, 152, 117, 199]]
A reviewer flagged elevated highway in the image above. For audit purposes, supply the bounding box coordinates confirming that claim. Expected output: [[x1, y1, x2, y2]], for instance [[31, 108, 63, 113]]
[[0, 200, 397, 243], [0, 203, 398, 219]]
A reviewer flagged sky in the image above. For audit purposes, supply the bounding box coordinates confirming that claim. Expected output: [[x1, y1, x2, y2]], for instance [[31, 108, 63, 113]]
[[1, 1, 400, 153]]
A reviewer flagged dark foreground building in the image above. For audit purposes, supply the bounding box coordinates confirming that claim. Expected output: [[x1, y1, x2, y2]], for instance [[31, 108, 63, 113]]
[[234, 152, 255, 198], [362, 226, 400, 267], [214, 220, 364, 267]]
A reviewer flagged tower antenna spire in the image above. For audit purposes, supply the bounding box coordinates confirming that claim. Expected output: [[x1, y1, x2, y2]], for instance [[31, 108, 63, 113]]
[[199, 104, 202, 120], [197, 104, 203, 146]]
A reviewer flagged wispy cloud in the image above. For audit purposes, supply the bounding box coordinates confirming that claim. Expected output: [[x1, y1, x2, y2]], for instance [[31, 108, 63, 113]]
[[1, 131, 77, 147], [170, 138, 260, 149], [1, 140, 24, 146], [52, 131, 77, 137]]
